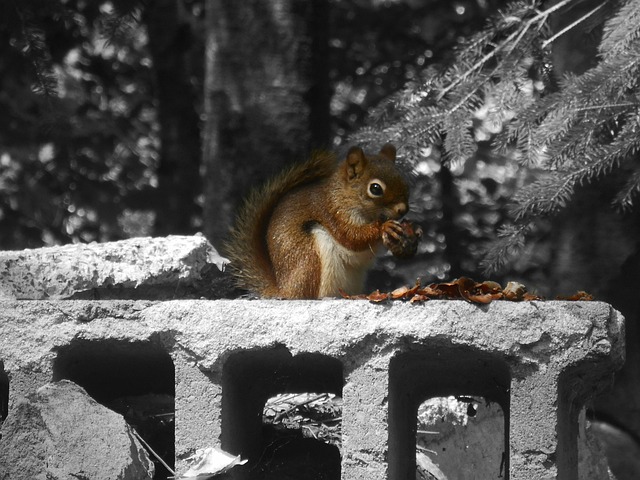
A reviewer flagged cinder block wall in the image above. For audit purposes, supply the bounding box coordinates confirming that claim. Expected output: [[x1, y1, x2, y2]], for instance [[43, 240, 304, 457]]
[[0, 299, 625, 479]]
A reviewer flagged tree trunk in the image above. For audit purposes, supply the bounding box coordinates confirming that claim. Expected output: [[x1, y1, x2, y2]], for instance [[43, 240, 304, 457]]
[[437, 163, 463, 278], [145, 0, 202, 235], [202, 0, 327, 249], [308, 0, 331, 149]]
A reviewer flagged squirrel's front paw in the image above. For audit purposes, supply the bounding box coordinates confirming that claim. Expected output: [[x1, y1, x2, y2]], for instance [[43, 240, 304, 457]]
[[382, 219, 422, 259]]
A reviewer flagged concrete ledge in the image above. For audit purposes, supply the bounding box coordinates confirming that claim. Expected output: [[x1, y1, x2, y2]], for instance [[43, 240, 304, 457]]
[[0, 299, 625, 479], [0, 235, 227, 300]]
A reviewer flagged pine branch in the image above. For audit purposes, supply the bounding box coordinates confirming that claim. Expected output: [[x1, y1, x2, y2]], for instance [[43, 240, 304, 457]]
[[615, 165, 640, 210], [512, 109, 640, 219], [507, 38, 640, 171], [438, 0, 577, 102], [510, 172, 576, 220], [22, 25, 58, 99], [480, 223, 531, 274], [356, 0, 640, 272], [600, 0, 640, 58], [360, 0, 556, 167], [98, 2, 145, 46], [11, 1, 59, 100], [443, 108, 475, 165]]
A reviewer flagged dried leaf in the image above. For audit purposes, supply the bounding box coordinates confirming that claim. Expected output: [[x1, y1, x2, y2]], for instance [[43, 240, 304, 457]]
[[416, 286, 445, 298], [523, 292, 543, 301], [557, 291, 593, 301], [410, 294, 429, 303], [343, 276, 584, 305], [391, 279, 421, 299], [391, 285, 411, 299], [367, 290, 389, 302], [503, 281, 527, 301], [467, 292, 496, 304], [456, 276, 476, 302], [478, 280, 502, 293], [430, 281, 461, 298], [338, 289, 367, 300], [457, 277, 501, 304]]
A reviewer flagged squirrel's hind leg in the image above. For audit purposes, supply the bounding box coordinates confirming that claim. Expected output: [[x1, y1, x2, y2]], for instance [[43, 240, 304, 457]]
[[271, 241, 322, 299], [275, 255, 322, 299]]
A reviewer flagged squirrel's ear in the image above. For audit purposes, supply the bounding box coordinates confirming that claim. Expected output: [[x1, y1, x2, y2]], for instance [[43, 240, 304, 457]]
[[346, 146, 367, 179], [380, 143, 396, 162]]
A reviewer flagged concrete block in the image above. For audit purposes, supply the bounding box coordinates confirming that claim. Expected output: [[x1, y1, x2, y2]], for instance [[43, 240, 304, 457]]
[[174, 353, 223, 460], [0, 235, 226, 300], [342, 353, 393, 480], [0, 380, 154, 479], [0, 299, 625, 479]]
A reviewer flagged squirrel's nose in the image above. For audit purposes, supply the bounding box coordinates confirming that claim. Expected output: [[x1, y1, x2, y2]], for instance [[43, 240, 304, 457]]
[[394, 202, 408, 217]]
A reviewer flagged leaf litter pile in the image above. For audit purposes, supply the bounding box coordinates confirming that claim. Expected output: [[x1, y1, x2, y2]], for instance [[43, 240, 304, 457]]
[[341, 277, 593, 304]]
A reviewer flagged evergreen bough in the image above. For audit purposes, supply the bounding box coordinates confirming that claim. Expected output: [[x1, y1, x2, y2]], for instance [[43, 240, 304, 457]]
[[355, 0, 640, 272]]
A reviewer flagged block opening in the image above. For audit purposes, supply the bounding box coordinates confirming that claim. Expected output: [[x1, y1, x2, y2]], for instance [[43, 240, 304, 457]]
[[53, 340, 175, 479], [557, 362, 614, 480], [416, 395, 506, 479], [222, 347, 342, 480], [0, 360, 8, 423], [389, 348, 511, 480]]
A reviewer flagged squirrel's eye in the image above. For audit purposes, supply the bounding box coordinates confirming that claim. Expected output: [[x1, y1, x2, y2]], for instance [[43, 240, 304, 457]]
[[368, 180, 386, 198]]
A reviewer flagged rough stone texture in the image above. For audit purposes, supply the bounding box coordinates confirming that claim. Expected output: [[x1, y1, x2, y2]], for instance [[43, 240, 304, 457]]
[[342, 353, 393, 480], [0, 235, 228, 300], [0, 299, 624, 479], [0, 379, 154, 480]]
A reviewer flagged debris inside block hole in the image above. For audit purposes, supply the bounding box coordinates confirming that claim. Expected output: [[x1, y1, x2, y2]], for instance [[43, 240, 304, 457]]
[[257, 393, 342, 480], [105, 393, 175, 480], [180, 446, 247, 478], [52, 341, 176, 479], [258, 393, 508, 480], [416, 396, 505, 480], [263, 393, 342, 447]]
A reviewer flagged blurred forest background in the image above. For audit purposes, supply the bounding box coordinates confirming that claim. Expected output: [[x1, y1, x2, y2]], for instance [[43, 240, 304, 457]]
[[1, 0, 640, 450]]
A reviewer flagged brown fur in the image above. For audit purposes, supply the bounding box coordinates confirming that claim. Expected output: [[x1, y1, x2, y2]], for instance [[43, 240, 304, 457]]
[[225, 145, 409, 298]]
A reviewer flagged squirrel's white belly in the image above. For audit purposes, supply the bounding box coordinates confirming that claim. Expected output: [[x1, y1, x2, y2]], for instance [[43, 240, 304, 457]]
[[312, 226, 376, 297]]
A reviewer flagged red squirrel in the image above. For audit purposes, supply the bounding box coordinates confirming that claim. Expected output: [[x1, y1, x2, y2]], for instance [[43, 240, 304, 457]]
[[226, 144, 418, 298]]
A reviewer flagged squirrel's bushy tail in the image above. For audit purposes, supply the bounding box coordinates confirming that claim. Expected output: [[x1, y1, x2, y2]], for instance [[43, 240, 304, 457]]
[[224, 151, 337, 296]]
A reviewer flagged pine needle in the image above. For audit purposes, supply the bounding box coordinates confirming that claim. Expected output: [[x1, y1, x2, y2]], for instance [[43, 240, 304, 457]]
[[541, 2, 607, 49]]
